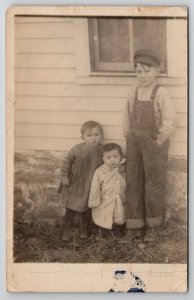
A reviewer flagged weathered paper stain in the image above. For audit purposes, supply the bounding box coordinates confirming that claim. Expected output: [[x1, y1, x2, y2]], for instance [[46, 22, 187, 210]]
[[109, 270, 146, 292]]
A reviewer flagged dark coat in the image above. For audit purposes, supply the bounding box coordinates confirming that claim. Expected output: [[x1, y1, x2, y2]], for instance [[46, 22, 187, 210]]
[[58, 143, 103, 213]]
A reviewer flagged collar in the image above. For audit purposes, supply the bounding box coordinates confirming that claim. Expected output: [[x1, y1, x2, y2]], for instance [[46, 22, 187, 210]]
[[83, 143, 100, 150], [137, 81, 157, 101]]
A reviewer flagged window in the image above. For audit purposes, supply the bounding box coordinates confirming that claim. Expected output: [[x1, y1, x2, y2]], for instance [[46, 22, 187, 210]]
[[89, 18, 167, 73]]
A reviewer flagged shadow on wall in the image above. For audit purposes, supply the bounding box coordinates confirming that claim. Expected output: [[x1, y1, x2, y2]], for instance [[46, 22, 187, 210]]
[[14, 150, 187, 225]]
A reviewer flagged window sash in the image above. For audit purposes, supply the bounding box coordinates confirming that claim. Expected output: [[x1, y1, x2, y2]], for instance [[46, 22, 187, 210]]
[[89, 18, 167, 73], [90, 18, 135, 72]]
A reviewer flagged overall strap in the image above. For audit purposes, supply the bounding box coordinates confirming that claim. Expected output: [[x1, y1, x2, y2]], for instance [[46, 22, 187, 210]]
[[150, 84, 160, 102], [130, 89, 138, 113], [128, 89, 138, 114]]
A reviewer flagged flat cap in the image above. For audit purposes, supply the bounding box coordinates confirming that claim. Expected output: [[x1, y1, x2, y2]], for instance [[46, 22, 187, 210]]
[[134, 49, 160, 67]]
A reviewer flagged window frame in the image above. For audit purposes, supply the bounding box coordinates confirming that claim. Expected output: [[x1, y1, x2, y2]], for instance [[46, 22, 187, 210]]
[[89, 18, 134, 73], [89, 18, 167, 74], [74, 18, 186, 85]]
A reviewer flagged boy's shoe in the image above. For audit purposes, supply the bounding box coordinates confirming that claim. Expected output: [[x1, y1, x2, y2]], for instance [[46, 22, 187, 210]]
[[144, 227, 158, 242], [95, 227, 115, 240], [61, 225, 73, 242], [80, 222, 89, 239], [119, 229, 135, 244], [119, 228, 143, 244], [112, 223, 126, 238]]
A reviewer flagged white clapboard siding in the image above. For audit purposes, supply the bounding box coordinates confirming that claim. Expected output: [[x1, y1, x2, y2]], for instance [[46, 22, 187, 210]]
[[15, 96, 187, 113], [15, 53, 76, 69], [14, 17, 187, 157], [15, 110, 187, 128], [15, 97, 128, 111], [15, 17, 74, 23], [15, 69, 76, 83], [15, 39, 74, 54], [15, 22, 74, 38], [15, 83, 187, 98], [15, 123, 187, 143], [15, 110, 123, 126], [15, 136, 187, 157]]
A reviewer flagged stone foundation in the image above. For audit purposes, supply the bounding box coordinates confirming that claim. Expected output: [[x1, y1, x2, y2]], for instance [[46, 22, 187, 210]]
[[14, 150, 187, 224]]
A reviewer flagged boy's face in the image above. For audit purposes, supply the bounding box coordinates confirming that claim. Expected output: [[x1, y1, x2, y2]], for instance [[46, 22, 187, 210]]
[[102, 149, 122, 169], [82, 127, 103, 146], [135, 63, 159, 87]]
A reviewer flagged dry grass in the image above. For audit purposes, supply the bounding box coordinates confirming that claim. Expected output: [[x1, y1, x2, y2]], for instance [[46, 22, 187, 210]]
[[14, 212, 187, 264]]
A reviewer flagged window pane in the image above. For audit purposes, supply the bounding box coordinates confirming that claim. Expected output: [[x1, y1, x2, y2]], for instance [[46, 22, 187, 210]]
[[89, 18, 167, 73], [97, 18, 131, 63], [133, 19, 167, 71]]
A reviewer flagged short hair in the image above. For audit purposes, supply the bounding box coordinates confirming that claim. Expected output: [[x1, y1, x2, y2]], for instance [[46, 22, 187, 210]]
[[80, 120, 103, 135], [102, 143, 123, 156]]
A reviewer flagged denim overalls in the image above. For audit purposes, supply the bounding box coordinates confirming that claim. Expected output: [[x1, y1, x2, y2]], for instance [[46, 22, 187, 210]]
[[126, 85, 169, 229]]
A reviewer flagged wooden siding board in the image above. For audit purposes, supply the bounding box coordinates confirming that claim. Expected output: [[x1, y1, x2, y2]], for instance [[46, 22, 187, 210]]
[[15, 17, 74, 23], [15, 83, 187, 98], [15, 123, 187, 143], [15, 136, 187, 157], [15, 53, 76, 69], [15, 39, 74, 54], [15, 69, 76, 83], [15, 96, 187, 113], [15, 22, 73, 38], [15, 110, 187, 128]]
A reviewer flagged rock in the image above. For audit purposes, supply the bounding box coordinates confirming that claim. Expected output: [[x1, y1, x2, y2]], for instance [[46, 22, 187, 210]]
[[165, 171, 187, 209]]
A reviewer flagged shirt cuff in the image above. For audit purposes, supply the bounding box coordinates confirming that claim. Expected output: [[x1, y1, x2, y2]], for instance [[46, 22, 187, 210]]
[[156, 134, 167, 145]]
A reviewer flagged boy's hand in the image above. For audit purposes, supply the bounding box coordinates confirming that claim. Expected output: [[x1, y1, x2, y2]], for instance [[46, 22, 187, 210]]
[[61, 176, 70, 186], [156, 140, 162, 146]]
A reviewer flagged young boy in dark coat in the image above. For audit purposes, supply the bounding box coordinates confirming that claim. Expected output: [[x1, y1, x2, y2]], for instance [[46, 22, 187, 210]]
[[58, 121, 103, 241]]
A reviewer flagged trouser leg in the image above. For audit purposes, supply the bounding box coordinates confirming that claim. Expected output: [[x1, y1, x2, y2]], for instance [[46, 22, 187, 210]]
[[81, 209, 92, 227], [125, 133, 145, 229], [61, 208, 76, 241], [78, 209, 91, 239], [65, 208, 76, 223], [141, 137, 169, 227]]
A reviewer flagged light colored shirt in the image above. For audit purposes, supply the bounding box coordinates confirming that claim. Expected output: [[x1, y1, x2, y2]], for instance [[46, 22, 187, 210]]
[[123, 82, 177, 144], [88, 163, 126, 229]]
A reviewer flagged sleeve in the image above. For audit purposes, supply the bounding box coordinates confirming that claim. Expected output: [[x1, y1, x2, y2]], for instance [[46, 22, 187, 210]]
[[60, 147, 76, 177], [118, 157, 126, 173], [123, 87, 135, 138], [123, 101, 130, 138], [88, 170, 101, 208], [156, 87, 177, 144]]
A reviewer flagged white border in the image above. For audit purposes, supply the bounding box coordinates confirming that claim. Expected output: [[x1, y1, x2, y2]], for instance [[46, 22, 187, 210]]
[[1, 1, 192, 298], [6, 5, 187, 293]]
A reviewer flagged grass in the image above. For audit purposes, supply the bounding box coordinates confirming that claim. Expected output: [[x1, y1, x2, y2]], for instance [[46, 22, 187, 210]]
[[14, 211, 187, 264]]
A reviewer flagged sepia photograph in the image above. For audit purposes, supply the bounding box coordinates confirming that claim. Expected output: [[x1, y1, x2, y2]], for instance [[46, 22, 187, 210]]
[[7, 6, 187, 292]]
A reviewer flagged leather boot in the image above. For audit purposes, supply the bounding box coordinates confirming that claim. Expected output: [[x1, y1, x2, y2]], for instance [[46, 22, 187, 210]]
[[144, 227, 158, 242], [119, 228, 143, 244], [61, 223, 73, 242], [80, 221, 89, 239]]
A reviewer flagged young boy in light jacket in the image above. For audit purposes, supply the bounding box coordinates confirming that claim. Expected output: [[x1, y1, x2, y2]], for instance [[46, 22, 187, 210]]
[[89, 143, 126, 238]]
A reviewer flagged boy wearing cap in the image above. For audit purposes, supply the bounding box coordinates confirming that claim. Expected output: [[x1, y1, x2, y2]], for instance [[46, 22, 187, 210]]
[[121, 49, 176, 243]]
